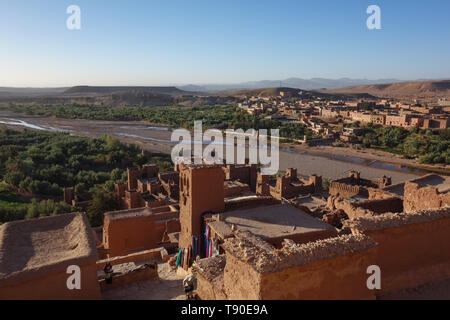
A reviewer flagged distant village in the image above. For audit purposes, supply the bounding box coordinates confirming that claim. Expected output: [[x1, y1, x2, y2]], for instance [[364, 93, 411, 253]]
[[237, 91, 450, 145]]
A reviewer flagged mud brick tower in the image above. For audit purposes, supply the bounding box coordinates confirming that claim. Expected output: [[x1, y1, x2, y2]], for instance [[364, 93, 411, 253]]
[[179, 164, 225, 250]]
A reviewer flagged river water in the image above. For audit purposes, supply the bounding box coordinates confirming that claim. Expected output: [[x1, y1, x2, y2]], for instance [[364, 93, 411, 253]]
[[0, 113, 433, 183]]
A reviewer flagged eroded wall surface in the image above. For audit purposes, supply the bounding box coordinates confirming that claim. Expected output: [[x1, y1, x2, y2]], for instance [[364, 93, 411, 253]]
[[220, 233, 378, 300], [347, 207, 450, 294], [404, 182, 450, 213]]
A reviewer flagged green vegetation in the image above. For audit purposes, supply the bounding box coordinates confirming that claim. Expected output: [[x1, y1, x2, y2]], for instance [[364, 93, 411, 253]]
[[1, 103, 315, 140], [87, 183, 118, 227], [0, 181, 77, 224], [359, 126, 450, 164], [0, 128, 173, 224], [0, 128, 142, 195], [0, 182, 28, 222]]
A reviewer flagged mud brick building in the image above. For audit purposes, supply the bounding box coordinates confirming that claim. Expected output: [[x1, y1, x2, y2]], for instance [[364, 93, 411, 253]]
[[115, 164, 179, 210], [191, 166, 450, 300], [255, 168, 323, 200], [329, 171, 391, 198], [0, 213, 101, 300], [102, 206, 180, 258]]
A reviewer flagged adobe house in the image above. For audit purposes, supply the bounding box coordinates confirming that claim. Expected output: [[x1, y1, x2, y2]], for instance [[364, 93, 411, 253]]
[[379, 174, 450, 213], [177, 163, 336, 262], [193, 231, 378, 300], [271, 169, 322, 200], [115, 164, 179, 210], [329, 171, 391, 199], [0, 213, 101, 300], [102, 206, 180, 258], [194, 206, 450, 300]]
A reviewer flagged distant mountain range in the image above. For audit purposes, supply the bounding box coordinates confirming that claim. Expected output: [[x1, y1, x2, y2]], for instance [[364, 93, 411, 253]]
[[0, 79, 448, 103], [321, 80, 450, 99], [177, 78, 423, 92]]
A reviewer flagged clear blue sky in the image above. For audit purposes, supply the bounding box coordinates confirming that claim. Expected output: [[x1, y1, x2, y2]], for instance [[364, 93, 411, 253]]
[[1, 0, 449, 87]]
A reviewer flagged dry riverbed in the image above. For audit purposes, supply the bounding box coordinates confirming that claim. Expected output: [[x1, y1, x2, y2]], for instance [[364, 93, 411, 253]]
[[0, 110, 433, 184]]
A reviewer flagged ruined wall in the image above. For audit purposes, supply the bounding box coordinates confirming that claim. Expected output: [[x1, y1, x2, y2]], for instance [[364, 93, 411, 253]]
[[271, 175, 317, 200], [0, 264, 101, 300], [223, 252, 262, 299], [196, 272, 227, 300], [404, 182, 450, 213], [368, 188, 398, 200], [355, 198, 403, 214], [223, 165, 257, 192], [224, 182, 250, 198], [221, 233, 378, 300], [346, 207, 450, 295], [329, 172, 390, 198], [329, 181, 364, 198], [328, 196, 402, 219], [193, 255, 228, 300], [256, 174, 271, 196]]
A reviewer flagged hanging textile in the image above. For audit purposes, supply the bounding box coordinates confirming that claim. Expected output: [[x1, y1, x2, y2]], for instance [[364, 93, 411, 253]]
[[209, 240, 213, 257], [192, 236, 196, 259], [187, 246, 192, 270], [175, 248, 182, 266]]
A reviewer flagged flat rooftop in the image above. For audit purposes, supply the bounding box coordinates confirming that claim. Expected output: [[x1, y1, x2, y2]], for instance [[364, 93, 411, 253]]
[[105, 206, 178, 221], [0, 212, 97, 285], [208, 203, 335, 242], [384, 174, 450, 197], [413, 174, 450, 193]]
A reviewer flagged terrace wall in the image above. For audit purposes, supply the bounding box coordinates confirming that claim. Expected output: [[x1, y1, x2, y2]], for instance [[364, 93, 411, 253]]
[[0, 264, 100, 300], [220, 233, 378, 300], [258, 247, 377, 300], [347, 207, 450, 295]]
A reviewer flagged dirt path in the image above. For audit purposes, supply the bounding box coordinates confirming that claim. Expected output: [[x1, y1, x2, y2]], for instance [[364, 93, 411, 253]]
[[102, 263, 185, 300]]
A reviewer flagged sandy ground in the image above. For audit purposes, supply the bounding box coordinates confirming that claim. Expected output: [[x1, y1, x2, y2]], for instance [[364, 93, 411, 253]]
[[102, 262, 186, 300], [0, 111, 432, 184]]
